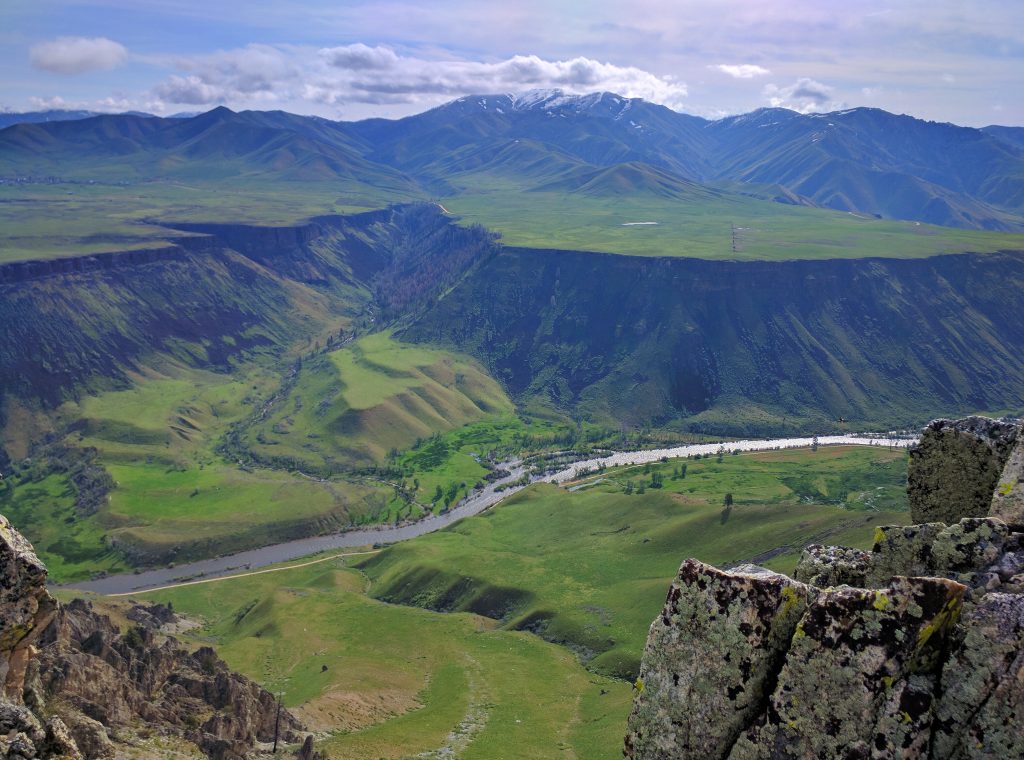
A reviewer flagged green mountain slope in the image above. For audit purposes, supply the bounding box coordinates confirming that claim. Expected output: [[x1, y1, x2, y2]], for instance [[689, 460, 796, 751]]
[[530, 161, 718, 200], [0, 106, 421, 191], [241, 331, 513, 469], [401, 244, 1024, 433]]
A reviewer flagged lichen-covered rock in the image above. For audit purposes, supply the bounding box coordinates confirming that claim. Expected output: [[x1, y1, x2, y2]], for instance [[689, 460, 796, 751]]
[[991, 435, 1024, 529], [932, 592, 1024, 758], [624, 560, 811, 759], [931, 518, 1009, 577], [729, 576, 966, 759], [628, 417, 1024, 759], [793, 544, 869, 587], [864, 522, 945, 586], [908, 417, 1019, 524], [0, 514, 57, 703]]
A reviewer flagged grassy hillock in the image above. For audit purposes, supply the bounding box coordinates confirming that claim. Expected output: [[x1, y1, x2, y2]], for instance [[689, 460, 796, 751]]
[[241, 332, 514, 470], [359, 445, 910, 679]]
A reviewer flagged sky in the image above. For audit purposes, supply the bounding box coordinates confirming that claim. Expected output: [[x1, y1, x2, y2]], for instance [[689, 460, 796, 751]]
[[1, 0, 1022, 126]]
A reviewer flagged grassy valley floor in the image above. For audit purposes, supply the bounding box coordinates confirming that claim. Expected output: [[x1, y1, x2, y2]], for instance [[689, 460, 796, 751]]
[[360, 445, 909, 678], [73, 444, 910, 758]]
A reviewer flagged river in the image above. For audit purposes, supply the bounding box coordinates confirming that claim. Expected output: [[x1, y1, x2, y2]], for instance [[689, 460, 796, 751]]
[[62, 435, 913, 596]]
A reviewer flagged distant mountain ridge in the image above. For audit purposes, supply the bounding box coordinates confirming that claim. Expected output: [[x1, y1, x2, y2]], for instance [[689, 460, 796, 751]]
[[0, 108, 192, 129], [2, 90, 1023, 230]]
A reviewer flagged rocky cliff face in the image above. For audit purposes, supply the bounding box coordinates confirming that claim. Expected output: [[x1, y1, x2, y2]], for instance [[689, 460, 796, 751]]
[[626, 417, 1024, 758], [0, 513, 298, 759]]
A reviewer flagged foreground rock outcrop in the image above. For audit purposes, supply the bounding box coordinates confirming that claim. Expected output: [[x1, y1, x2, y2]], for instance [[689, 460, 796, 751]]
[[626, 417, 1024, 759], [0, 513, 299, 759], [908, 416, 1020, 525]]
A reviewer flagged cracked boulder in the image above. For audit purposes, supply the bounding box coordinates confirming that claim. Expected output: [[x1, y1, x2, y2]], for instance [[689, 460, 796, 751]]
[[624, 560, 811, 759], [728, 576, 965, 759], [932, 592, 1024, 758], [908, 417, 1019, 524], [991, 435, 1024, 529], [863, 522, 945, 586]]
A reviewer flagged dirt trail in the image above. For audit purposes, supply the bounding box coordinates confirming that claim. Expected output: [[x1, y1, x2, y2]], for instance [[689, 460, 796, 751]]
[[104, 549, 381, 596]]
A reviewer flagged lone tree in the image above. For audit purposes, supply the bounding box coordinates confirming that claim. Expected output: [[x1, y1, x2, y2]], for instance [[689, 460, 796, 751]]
[[720, 492, 734, 524]]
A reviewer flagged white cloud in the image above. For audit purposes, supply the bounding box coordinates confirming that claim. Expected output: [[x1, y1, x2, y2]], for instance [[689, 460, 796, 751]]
[[322, 43, 400, 71], [28, 95, 69, 110], [710, 64, 770, 79], [155, 75, 229, 105], [30, 37, 128, 75], [763, 77, 844, 113], [94, 96, 134, 112], [151, 44, 688, 112]]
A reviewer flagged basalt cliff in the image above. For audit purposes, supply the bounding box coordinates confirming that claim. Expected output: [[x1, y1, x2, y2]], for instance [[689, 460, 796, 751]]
[[0, 513, 300, 759], [626, 416, 1024, 758]]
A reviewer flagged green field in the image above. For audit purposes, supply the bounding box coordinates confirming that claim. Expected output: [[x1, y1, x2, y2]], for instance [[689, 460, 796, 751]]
[[127, 556, 631, 760], [445, 189, 1024, 260], [0, 179, 414, 263], [360, 445, 910, 678], [0, 473, 129, 580], [82, 443, 914, 758]]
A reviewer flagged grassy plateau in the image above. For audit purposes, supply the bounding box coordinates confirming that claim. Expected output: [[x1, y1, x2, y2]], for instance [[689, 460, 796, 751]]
[[445, 188, 1024, 261]]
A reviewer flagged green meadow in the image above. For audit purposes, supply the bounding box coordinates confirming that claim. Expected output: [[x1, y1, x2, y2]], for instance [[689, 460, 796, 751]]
[[0, 473, 129, 581], [79, 443, 914, 758], [0, 178, 416, 263], [445, 189, 1024, 260], [360, 445, 910, 678], [130, 557, 632, 760]]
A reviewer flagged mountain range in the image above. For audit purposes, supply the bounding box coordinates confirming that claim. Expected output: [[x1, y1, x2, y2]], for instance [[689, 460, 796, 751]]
[[3, 90, 1023, 231]]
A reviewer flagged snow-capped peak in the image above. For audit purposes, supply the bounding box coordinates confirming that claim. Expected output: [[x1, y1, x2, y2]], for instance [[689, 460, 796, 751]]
[[507, 89, 635, 118], [509, 89, 567, 110]]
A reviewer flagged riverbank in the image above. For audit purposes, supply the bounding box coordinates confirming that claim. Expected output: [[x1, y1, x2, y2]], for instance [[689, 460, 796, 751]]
[[62, 435, 913, 596]]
